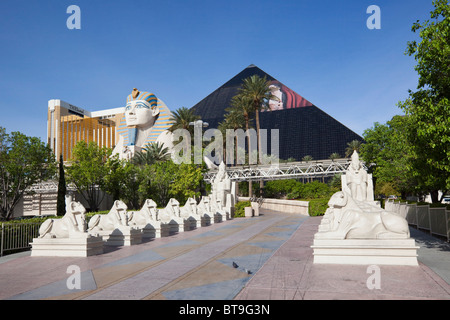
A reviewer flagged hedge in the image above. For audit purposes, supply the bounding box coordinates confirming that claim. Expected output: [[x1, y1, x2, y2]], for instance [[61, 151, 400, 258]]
[[308, 198, 329, 216], [234, 201, 251, 218]]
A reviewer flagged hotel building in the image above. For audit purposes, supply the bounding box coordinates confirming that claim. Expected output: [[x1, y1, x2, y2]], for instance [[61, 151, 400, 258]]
[[47, 98, 173, 161]]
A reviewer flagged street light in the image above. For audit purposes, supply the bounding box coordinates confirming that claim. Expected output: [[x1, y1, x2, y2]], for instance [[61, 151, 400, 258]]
[[189, 120, 209, 127]]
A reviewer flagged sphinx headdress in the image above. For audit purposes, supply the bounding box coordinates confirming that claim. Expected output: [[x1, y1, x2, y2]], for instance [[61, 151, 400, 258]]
[[126, 88, 158, 109], [125, 88, 159, 146]]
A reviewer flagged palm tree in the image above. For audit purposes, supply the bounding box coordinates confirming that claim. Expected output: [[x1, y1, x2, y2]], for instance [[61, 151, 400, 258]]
[[168, 107, 201, 134], [221, 106, 246, 165], [132, 142, 171, 166], [345, 140, 362, 157], [329, 152, 341, 161], [230, 94, 254, 196], [238, 75, 278, 165]]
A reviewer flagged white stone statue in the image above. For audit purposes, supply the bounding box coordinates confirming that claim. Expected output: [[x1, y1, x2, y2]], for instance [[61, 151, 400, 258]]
[[180, 197, 203, 228], [128, 199, 160, 225], [316, 191, 410, 239], [314, 151, 410, 240], [128, 199, 168, 238], [112, 88, 174, 160], [344, 151, 370, 201], [197, 195, 214, 224], [210, 194, 228, 222], [158, 198, 187, 232], [38, 201, 88, 238], [211, 162, 232, 207], [88, 200, 129, 232]]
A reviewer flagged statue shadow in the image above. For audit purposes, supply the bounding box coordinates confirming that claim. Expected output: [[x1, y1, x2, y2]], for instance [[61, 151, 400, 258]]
[[410, 227, 450, 252]]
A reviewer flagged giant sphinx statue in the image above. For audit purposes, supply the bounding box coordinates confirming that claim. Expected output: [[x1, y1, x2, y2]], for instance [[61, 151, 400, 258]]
[[112, 88, 174, 160], [315, 151, 409, 240]]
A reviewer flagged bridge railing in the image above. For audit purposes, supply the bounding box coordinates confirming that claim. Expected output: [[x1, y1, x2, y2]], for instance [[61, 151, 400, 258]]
[[204, 158, 357, 182]]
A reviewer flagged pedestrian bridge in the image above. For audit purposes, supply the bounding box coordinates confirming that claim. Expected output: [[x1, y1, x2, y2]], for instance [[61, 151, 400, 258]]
[[203, 158, 366, 183]]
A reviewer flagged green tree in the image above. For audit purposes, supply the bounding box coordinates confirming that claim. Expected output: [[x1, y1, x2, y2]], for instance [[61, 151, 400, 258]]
[[132, 142, 171, 166], [360, 117, 416, 198], [138, 160, 205, 207], [345, 140, 362, 157], [219, 106, 246, 165], [329, 153, 341, 161], [237, 75, 278, 165], [66, 141, 110, 212], [139, 161, 177, 206], [102, 154, 141, 206], [398, 0, 450, 202], [0, 127, 56, 220], [120, 162, 142, 210], [230, 94, 254, 196], [170, 163, 204, 204], [168, 107, 201, 135], [56, 154, 67, 216]]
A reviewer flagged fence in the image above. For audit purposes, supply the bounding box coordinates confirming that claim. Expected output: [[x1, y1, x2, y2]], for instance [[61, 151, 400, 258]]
[[385, 200, 450, 242], [1, 222, 41, 256]]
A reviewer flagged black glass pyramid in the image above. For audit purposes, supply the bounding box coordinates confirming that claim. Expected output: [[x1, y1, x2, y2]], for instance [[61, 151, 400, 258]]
[[190, 65, 363, 161]]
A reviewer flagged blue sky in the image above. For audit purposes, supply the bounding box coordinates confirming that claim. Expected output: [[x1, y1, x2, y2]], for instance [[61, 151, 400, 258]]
[[0, 0, 435, 142]]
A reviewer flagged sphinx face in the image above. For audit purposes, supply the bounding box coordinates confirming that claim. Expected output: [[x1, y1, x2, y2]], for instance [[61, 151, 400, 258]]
[[125, 100, 159, 128]]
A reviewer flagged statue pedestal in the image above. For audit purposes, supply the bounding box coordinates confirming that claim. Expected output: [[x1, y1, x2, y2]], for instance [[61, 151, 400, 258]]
[[251, 202, 260, 217], [135, 222, 169, 239], [94, 226, 142, 246], [214, 211, 227, 223], [311, 238, 419, 266], [245, 207, 253, 217], [165, 217, 186, 234], [185, 216, 202, 230], [30, 235, 104, 257], [201, 214, 213, 226], [226, 206, 235, 219]]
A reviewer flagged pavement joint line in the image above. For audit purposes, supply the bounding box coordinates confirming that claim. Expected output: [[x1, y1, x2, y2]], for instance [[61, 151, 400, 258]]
[[142, 215, 298, 300], [73, 216, 269, 300], [81, 215, 286, 299], [239, 216, 311, 296], [30, 224, 228, 300]]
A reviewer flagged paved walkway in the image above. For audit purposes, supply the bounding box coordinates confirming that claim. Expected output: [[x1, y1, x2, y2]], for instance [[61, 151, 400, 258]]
[[1, 210, 449, 300]]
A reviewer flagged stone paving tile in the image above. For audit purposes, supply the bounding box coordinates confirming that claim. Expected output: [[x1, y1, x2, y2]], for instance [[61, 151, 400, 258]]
[[4, 211, 449, 301], [82, 215, 285, 300], [236, 216, 450, 300]]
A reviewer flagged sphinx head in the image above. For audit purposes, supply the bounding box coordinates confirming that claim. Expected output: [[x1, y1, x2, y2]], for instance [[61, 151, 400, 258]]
[[125, 89, 160, 128], [328, 191, 348, 209]]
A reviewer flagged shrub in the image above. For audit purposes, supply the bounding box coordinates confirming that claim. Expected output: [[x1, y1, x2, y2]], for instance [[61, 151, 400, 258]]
[[308, 198, 329, 216], [234, 200, 251, 218], [264, 179, 300, 198], [302, 181, 332, 199], [85, 210, 109, 223]]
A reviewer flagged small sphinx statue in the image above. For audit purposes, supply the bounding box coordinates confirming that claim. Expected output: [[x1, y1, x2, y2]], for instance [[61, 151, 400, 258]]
[[315, 151, 409, 240]]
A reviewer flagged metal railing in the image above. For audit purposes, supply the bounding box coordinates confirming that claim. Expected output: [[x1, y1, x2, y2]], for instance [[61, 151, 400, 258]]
[[0, 222, 41, 256], [203, 158, 361, 183], [386, 200, 450, 242]]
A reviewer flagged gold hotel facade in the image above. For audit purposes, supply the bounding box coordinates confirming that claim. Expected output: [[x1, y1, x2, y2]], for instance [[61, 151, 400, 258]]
[[47, 99, 173, 161], [47, 100, 123, 161]]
